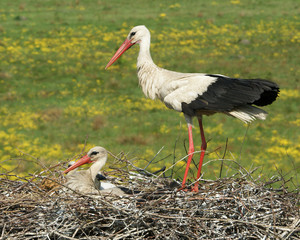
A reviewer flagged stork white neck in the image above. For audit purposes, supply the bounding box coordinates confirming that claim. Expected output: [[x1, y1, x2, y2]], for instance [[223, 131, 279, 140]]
[[136, 30, 161, 100], [137, 34, 152, 62], [88, 155, 107, 182]]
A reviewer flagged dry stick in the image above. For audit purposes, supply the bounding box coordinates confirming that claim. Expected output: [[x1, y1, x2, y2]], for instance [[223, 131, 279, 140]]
[[113, 227, 153, 240], [262, 165, 294, 193], [285, 151, 300, 190], [15, 147, 46, 168], [108, 151, 160, 178], [227, 151, 256, 182], [143, 151, 172, 177], [0, 158, 27, 175], [202, 158, 245, 177], [2, 143, 299, 239], [143, 146, 164, 171], [144, 211, 299, 233], [269, 192, 278, 237], [238, 124, 250, 162], [219, 137, 229, 179], [1, 223, 5, 239], [171, 133, 179, 179], [53, 231, 79, 240], [111, 215, 153, 240], [154, 151, 212, 189], [171, 121, 184, 179], [79, 135, 89, 155], [182, 138, 196, 178], [10, 173, 47, 195], [282, 218, 300, 240], [275, 165, 297, 191], [2, 179, 300, 239], [147, 153, 246, 189], [151, 153, 172, 167], [157, 151, 202, 177], [9, 149, 69, 194]]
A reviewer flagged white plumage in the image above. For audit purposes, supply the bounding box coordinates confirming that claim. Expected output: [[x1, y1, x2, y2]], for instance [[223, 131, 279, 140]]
[[106, 25, 279, 191], [64, 146, 125, 196]]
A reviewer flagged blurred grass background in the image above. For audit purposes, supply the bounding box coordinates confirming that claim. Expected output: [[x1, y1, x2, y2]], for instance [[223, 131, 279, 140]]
[[0, 0, 299, 185]]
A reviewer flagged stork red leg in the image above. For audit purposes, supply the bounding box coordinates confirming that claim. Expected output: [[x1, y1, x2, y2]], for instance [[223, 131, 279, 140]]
[[192, 117, 207, 192], [181, 123, 194, 189]]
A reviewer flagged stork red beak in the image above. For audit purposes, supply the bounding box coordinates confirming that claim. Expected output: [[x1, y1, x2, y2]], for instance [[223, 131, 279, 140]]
[[63, 155, 92, 174], [105, 39, 135, 69]]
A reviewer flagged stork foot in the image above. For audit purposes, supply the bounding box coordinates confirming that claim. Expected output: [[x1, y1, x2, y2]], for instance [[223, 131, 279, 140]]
[[178, 184, 199, 192], [177, 185, 188, 192], [191, 183, 199, 192]]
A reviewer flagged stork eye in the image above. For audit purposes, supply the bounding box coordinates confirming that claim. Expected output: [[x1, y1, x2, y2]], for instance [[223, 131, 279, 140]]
[[130, 32, 136, 38], [90, 151, 98, 156]]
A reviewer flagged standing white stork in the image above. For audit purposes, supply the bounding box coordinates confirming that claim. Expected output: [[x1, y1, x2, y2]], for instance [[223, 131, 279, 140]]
[[105, 25, 279, 192], [64, 146, 125, 196]]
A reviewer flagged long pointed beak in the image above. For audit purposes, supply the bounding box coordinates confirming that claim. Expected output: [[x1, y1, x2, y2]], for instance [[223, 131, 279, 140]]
[[63, 155, 92, 174], [105, 39, 135, 69]]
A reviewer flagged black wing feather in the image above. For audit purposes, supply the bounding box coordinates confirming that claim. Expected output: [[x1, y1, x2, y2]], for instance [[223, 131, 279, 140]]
[[182, 74, 279, 116]]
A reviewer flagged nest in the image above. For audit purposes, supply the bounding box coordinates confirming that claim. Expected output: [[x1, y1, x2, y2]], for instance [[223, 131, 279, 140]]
[[0, 152, 299, 239]]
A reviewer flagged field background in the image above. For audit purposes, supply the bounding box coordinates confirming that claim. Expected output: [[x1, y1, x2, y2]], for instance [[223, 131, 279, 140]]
[[0, 0, 299, 185]]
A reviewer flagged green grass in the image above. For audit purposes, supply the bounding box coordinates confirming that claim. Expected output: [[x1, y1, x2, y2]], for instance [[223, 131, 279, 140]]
[[0, 0, 299, 186]]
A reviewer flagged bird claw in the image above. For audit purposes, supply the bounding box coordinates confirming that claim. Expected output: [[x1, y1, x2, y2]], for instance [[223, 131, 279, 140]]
[[178, 184, 199, 192], [177, 185, 188, 192], [191, 184, 199, 192]]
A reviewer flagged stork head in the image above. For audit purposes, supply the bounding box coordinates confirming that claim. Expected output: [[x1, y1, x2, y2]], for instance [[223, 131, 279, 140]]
[[105, 25, 150, 69], [63, 146, 107, 174], [126, 25, 150, 44]]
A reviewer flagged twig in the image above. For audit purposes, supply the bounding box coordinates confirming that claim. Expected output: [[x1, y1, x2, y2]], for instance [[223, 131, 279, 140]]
[[219, 137, 228, 178], [143, 146, 164, 170], [238, 124, 250, 161], [1, 144, 299, 239]]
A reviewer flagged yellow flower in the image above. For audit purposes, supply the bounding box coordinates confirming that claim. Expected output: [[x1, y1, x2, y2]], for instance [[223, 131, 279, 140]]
[[160, 124, 170, 134], [280, 89, 299, 100], [169, 3, 181, 9], [290, 119, 300, 126], [230, 0, 240, 4]]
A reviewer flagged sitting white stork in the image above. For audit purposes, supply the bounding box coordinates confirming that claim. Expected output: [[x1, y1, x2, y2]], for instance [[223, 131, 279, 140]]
[[105, 25, 279, 192], [64, 146, 125, 196]]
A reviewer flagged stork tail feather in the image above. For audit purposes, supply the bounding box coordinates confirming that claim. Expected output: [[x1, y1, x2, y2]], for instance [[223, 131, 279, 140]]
[[228, 105, 267, 123]]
